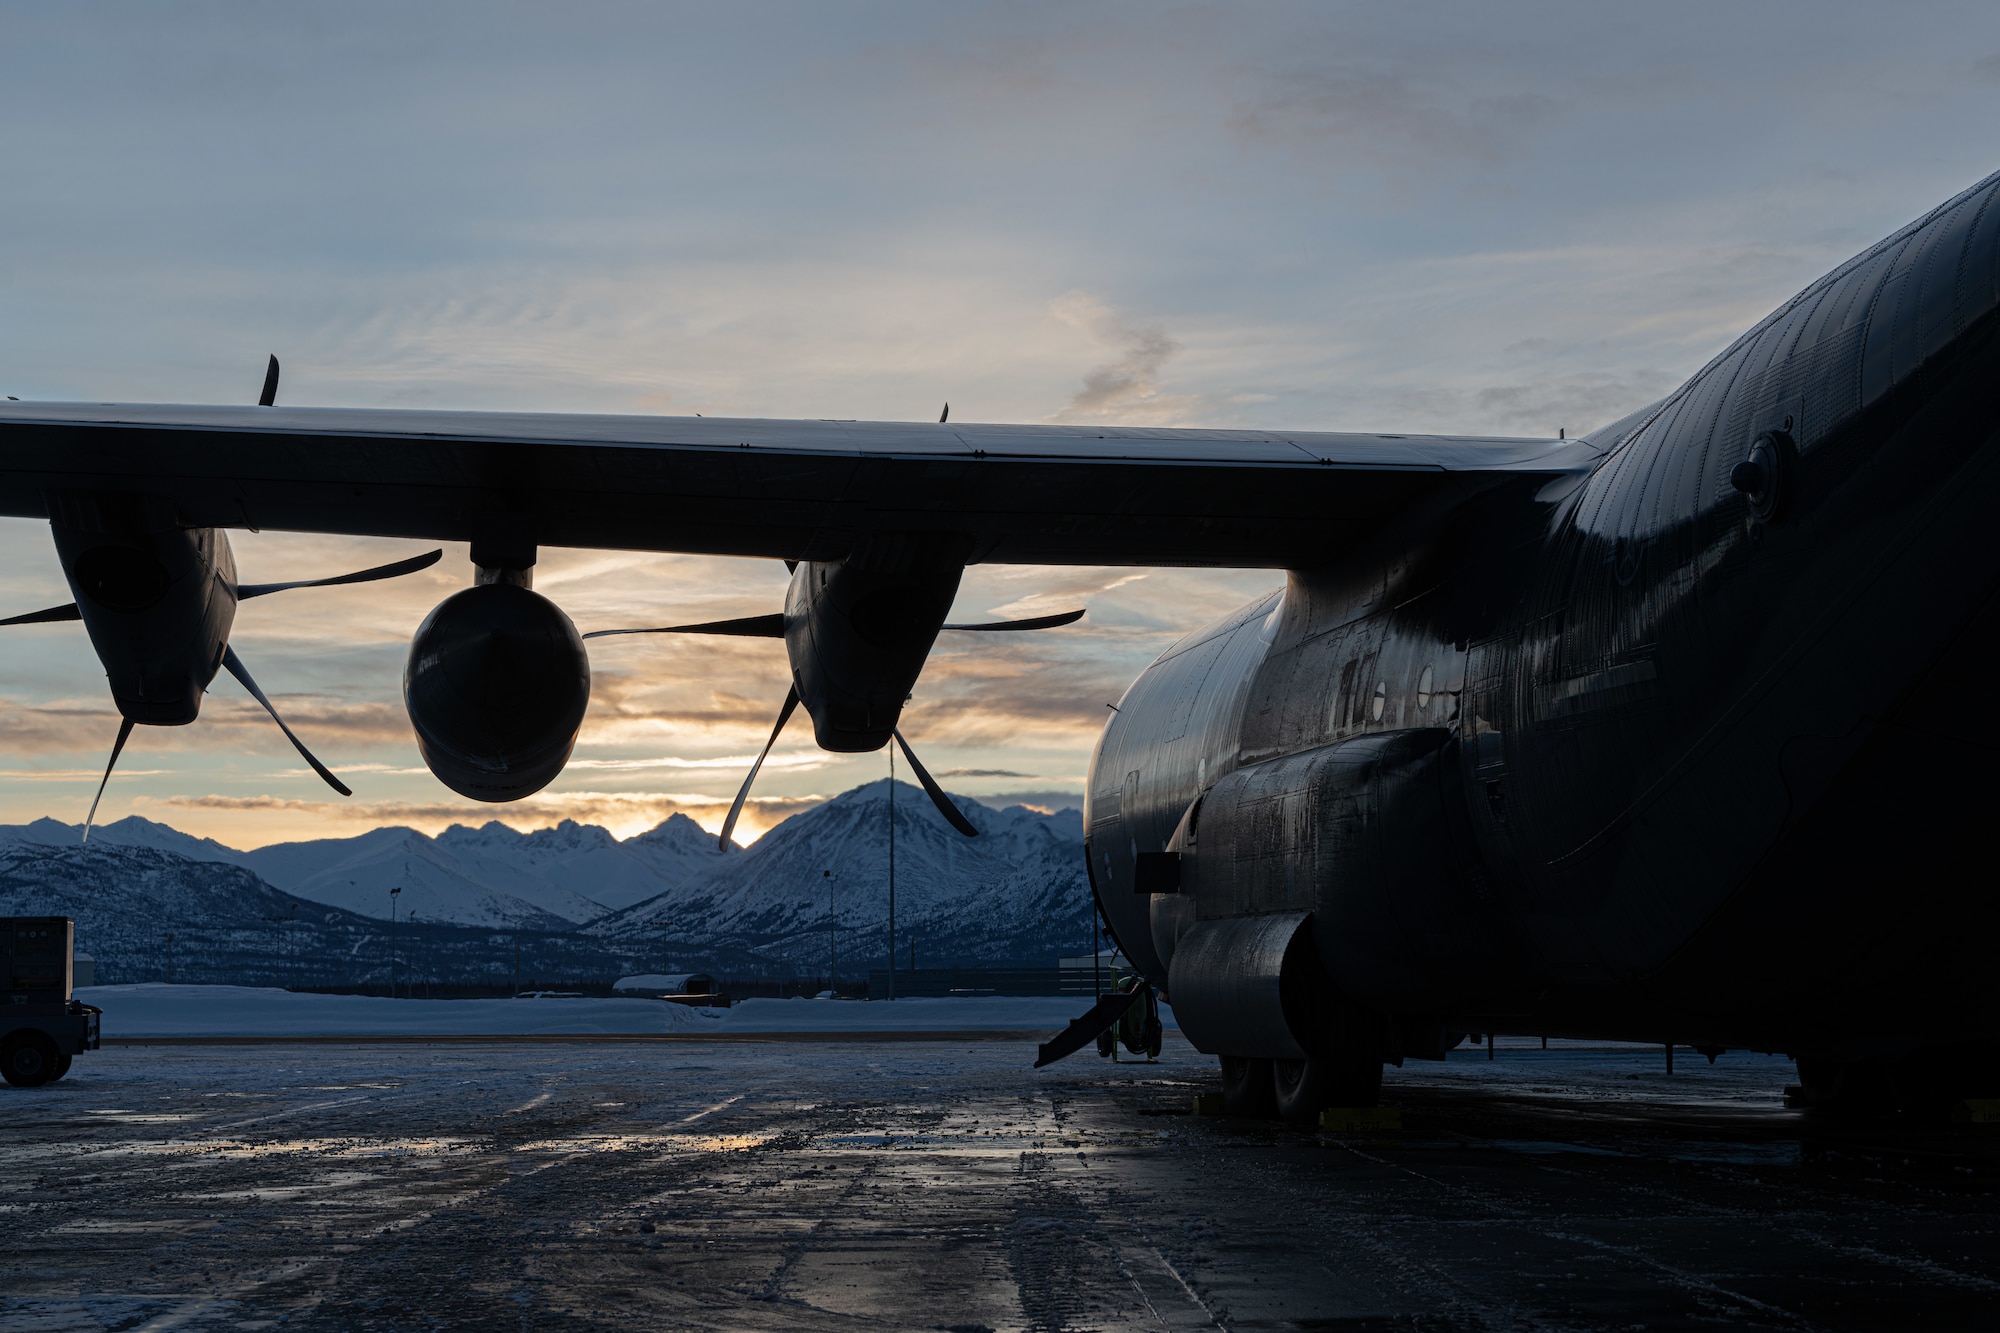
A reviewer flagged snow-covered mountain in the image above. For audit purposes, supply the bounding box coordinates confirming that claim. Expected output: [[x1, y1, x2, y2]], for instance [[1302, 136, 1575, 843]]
[[0, 842, 631, 989], [0, 841, 389, 988], [0, 785, 1089, 975], [435, 814, 733, 913], [0, 812, 733, 929], [591, 780, 1092, 974], [240, 826, 599, 931], [0, 815, 250, 864]]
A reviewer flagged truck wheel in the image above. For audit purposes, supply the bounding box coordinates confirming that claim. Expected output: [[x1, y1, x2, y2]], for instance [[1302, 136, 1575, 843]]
[[51, 1052, 73, 1082], [1, 1032, 59, 1088], [1220, 1056, 1277, 1118]]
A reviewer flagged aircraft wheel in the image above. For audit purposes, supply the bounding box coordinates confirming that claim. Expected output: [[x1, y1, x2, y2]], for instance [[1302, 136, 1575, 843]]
[[1, 1032, 59, 1088], [1219, 1056, 1277, 1118], [1272, 1054, 1384, 1123], [1145, 1018, 1163, 1060], [1096, 1030, 1114, 1058]]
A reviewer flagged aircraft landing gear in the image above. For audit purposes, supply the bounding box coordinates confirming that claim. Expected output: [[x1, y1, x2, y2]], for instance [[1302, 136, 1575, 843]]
[[1095, 976, 1163, 1062], [1273, 1054, 1383, 1124], [1220, 1055, 1277, 1117]]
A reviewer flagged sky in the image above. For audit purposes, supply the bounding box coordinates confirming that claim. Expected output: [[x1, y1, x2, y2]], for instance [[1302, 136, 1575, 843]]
[[2, 1, 1999, 848]]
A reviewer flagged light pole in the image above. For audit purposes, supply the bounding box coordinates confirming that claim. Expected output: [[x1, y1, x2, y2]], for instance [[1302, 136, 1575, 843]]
[[823, 868, 835, 995], [409, 912, 424, 998], [389, 886, 401, 998]]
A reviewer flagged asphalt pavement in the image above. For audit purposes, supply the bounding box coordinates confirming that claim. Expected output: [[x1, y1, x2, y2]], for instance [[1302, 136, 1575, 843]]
[[2, 1037, 1996, 1331]]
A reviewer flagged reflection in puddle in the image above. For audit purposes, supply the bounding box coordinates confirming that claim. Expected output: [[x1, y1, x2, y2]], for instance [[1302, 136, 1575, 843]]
[[105, 1136, 474, 1161], [512, 1132, 774, 1154]]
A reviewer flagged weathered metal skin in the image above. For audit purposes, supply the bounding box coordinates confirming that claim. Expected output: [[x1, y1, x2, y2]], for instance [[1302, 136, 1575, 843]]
[[1088, 170, 2000, 1062]]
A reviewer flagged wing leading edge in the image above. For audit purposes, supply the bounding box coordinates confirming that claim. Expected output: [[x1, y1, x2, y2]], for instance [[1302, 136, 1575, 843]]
[[0, 402, 1588, 568]]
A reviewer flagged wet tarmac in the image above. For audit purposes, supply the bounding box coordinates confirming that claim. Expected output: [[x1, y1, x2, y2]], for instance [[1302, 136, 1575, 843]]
[[2, 1036, 1997, 1331]]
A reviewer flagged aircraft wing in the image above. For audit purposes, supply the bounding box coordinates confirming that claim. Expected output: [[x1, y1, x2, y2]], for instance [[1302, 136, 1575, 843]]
[[0, 402, 1584, 568]]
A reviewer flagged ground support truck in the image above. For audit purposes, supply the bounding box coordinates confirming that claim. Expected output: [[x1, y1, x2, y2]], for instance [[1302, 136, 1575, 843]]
[[3, 916, 99, 1087]]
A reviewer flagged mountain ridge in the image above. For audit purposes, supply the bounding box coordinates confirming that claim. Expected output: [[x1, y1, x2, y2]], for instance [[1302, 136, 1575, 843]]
[[0, 785, 1088, 970]]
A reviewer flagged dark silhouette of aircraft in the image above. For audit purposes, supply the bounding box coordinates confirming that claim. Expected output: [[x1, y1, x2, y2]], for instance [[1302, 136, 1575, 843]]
[[5, 168, 1999, 1119]]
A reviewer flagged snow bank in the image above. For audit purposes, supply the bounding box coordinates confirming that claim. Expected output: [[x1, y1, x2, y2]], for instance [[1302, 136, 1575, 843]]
[[78, 985, 1171, 1039], [80, 984, 725, 1038], [715, 995, 1175, 1033]]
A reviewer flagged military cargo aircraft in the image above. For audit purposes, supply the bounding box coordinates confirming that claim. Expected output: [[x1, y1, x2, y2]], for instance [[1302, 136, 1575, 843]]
[[3, 168, 1997, 1120]]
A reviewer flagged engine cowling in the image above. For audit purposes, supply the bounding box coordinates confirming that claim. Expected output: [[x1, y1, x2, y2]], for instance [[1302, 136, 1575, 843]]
[[785, 533, 969, 752], [404, 584, 589, 801], [48, 492, 237, 726]]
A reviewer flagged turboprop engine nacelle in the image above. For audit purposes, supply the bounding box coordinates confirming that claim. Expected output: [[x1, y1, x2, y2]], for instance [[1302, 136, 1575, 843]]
[[48, 491, 237, 725], [784, 533, 971, 752], [404, 581, 590, 802]]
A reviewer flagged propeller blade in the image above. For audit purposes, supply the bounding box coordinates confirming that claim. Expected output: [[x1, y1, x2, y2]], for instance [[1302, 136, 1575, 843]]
[[220, 645, 352, 796], [583, 612, 785, 641], [942, 608, 1085, 632], [1034, 987, 1145, 1068], [236, 549, 444, 600], [0, 603, 81, 627], [892, 729, 978, 837], [939, 402, 949, 423], [718, 685, 800, 852], [258, 354, 280, 407], [80, 716, 136, 845]]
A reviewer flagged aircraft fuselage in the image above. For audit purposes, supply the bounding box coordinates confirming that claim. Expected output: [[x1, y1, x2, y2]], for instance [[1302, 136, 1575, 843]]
[[1089, 192, 2000, 1064]]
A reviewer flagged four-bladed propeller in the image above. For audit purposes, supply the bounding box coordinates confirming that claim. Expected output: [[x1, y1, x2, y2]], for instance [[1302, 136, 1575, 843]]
[[587, 603, 1084, 848], [4, 546, 441, 841]]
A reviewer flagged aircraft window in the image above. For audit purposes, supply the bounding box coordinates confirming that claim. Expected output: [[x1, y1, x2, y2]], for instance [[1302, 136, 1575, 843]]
[[1416, 665, 1434, 710], [1371, 682, 1387, 722]]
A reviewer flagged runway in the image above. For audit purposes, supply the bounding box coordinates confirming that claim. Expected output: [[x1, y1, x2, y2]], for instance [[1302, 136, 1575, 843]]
[[3, 1037, 1996, 1331]]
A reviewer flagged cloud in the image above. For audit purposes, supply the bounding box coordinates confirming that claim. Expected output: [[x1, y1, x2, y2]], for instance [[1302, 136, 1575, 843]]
[[971, 789, 1086, 815], [1387, 370, 1681, 438], [938, 768, 1031, 778], [149, 789, 830, 845], [0, 768, 172, 781], [1046, 293, 1197, 425], [1226, 60, 1561, 174]]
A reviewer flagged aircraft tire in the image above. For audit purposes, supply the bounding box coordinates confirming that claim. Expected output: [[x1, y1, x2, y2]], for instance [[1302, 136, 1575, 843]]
[[1220, 1056, 1277, 1118], [1272, 1055, 1383, 1123]]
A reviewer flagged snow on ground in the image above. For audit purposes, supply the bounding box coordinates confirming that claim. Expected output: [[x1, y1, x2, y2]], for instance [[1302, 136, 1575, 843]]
[[716, 995, 1175, 1033], [80, 985, 724, 1037], [77, 985, 1165, 1038]]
